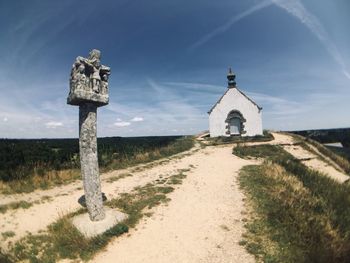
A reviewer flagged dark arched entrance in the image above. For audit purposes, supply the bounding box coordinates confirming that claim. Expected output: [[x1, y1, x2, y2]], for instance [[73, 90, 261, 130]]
[[225, 110, 246, 136]]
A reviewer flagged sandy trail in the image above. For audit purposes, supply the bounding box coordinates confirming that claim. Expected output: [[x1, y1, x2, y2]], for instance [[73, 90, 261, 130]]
[[271, 133, 349, 183], [1, 132, 348, 262], [0, 148, 198, 249], [244, 133, 348, 182], [91, 133, 348, 262], [1, 143, 257, 263], [92, 145, 257, 263]]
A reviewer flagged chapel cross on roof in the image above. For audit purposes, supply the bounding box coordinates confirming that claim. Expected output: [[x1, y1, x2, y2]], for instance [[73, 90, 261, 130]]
[[227, 67, 236, 88]]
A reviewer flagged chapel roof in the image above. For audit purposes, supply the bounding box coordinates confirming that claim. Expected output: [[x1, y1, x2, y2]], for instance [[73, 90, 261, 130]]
[[207, 69, 262, 114]]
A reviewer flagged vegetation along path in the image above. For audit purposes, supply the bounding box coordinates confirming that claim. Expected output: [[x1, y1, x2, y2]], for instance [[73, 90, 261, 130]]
[[1, 132, 349, 262]]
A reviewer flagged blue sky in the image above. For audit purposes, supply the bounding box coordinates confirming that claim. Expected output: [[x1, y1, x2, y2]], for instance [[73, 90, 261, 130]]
[[0, 0, 349, 138]]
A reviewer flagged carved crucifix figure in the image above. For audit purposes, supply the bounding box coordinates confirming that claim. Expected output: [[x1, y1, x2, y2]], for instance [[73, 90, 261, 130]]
[[67, 49, 110, 221]]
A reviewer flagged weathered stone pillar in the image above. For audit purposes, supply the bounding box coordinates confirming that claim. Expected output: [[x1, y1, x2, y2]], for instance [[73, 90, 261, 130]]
[[67, 49, 110, 222], [79, 103, 105, 221]]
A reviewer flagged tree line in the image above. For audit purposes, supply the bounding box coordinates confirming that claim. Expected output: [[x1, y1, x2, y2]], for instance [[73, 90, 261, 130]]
[[0, 136, 191, 182]]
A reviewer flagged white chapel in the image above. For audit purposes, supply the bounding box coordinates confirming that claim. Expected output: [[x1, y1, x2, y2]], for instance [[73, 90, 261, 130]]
[[208, 69, 263, 137]]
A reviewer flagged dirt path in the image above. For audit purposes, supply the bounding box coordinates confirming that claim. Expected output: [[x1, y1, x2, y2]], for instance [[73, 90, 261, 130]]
[[243, 133, 348, 183], [1, 143, 257, 262], [271, 133, 349, 183], [1, 144, 257, 263], [0, 148, 198, 249], [1, 132, 347, 262], [92, 145, 257, 263]]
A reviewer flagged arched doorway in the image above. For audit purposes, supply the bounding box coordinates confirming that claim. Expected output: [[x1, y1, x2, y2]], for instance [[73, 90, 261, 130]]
[[229, 117, 241, 135], [225, 110, 246, 136]]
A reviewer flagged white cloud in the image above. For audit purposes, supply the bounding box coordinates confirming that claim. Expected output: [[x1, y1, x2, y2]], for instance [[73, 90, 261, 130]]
[[114, 121, 131, 127], [3, 117, 8, 122], [130, 117, 144, 122], [45, 121, 63, 129]]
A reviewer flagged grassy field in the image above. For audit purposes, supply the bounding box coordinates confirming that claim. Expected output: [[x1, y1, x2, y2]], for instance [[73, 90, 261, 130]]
[[0, 136, 194, 194], [234, 144, 350, 262]]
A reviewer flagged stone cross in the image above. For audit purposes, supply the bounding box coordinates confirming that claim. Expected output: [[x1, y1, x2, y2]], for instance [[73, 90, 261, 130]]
[[67, 49, 110, 221]]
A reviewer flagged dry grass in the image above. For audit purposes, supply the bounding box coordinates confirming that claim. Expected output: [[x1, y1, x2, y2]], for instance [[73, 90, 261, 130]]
[[1, 231, 15, 241], [106, 173, 133, 183], [307, 139, 350, 174], [104, 137, 195, 172], [240, 163, 348, 262], [289, 133, 350, 175], [5, 209, 128, 263], [237, 144, 350, 262], [0, 200, 32, 214], [0, 169, 80, 194], [2, 167, 192, 263]]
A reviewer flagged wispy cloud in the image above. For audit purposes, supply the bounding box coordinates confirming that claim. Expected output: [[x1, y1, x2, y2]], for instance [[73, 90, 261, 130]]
[[246, 89, 350, 130], [102, 78, 208, 136], [164, 82, 224, 94], [114, 121, 131, 127], [112, 117, 143, 128], [0, 77, 77, 137], [146, 79, 204, 118], [190, 0, 349, 80], [271, 0, 350, 80], [4, 2, 99, 69], [246, 91, 309, 116], [45, 121, 63, 129], [130, 117, 144, 122], [343, 70, 350, 80], [189, 0, 272, 50]]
